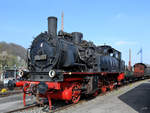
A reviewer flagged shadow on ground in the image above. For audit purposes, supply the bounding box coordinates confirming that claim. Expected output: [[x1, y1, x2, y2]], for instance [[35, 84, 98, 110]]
[[119, 82, 150, 113]]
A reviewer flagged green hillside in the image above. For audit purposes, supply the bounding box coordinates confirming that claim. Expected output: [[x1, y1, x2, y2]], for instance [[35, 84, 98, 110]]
[[0, 42, 27, 69]]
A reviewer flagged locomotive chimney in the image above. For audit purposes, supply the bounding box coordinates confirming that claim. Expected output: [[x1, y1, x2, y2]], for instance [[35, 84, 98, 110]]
[[128, 48, 132, 71], [48, 17, 57, 36]]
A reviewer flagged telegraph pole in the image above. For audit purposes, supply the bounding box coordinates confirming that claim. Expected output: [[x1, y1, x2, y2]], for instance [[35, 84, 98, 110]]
[[128, 48, 131, 71], [141, 48, 143, 63], [61, 11, 64, 31]]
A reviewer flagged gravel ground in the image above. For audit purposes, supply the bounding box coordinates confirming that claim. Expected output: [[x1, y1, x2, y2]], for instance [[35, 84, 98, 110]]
[[1, 79, 150, 113]]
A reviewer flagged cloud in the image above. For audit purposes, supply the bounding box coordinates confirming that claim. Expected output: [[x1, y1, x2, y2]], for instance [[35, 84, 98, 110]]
[[115, 41, 137, 46], [115, 13, 126, 19], [116, 14, 122, 19]]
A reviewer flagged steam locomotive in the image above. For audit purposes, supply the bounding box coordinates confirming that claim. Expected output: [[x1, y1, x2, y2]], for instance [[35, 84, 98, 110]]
[[8, 16, 125, 110]]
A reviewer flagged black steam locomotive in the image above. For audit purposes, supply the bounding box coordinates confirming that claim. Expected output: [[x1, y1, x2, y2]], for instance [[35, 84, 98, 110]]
[[8, 16, 125, 110], [26, 17, 125, 82]]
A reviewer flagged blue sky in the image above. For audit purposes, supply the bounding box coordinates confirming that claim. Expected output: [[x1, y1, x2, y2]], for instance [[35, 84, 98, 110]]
[[0, 0, 150, 65]]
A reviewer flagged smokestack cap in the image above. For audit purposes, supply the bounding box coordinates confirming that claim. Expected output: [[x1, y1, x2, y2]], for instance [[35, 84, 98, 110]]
[[48, 16, 57, 20], [48, 16, 57, 36]]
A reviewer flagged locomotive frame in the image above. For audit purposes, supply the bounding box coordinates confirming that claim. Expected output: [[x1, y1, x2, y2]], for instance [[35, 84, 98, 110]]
[[13, 71, 124, 109]]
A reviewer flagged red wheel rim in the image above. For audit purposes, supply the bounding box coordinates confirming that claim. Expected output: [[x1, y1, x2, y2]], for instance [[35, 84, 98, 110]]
[[93, 90, 99, 97], [72, 85, 81, 103], [109, 84, 114, 91], [101, 86, 106, 93]]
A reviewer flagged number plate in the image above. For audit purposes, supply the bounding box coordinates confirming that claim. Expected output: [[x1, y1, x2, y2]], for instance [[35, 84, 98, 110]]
[[35, 55, 47, 60]]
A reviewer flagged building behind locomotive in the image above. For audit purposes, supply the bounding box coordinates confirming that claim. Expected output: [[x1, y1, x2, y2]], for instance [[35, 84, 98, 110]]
[[1, 67, 19, 87]]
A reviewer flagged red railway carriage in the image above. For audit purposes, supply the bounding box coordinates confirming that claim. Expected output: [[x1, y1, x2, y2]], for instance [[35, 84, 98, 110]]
[[133, 63, 146, 77]]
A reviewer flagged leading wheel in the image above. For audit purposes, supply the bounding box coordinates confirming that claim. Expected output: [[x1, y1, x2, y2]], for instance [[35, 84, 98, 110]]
[[71, 84, 81, 104]]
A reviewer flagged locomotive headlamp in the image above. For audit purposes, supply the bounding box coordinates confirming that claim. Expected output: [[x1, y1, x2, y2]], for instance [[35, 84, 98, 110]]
[[18, 70, 24, 77], [49, 70, 56, 78]]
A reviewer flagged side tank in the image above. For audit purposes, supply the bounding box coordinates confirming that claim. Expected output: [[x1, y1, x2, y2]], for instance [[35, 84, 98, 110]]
[[100, 55, 119, 72]]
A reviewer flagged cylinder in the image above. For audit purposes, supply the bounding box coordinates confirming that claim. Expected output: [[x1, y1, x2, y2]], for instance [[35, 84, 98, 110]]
[[48, 17, 57, 36], [72, 32, 83, 44]]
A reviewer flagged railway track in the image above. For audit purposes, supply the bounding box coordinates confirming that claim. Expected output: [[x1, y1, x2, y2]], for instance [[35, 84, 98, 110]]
[[6, 103, 38, 113]]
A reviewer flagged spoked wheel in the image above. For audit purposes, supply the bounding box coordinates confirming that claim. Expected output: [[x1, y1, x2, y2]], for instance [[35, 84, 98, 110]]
[[109, 84, 114, 91], [101, 86, 107, 93], [71, 84, 81, 104]]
